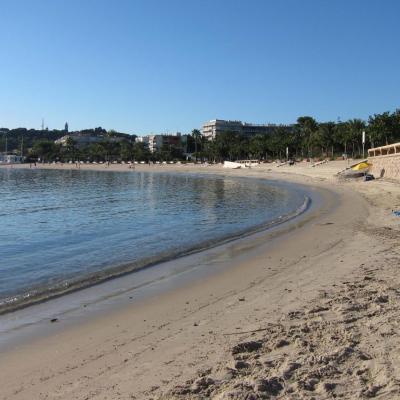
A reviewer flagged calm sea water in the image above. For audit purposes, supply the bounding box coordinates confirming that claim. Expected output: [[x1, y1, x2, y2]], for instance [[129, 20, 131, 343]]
[[0, 168, 308, 312]]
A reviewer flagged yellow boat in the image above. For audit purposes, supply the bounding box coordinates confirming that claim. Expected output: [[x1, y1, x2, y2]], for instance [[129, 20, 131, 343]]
[[351, 161, 371, 171]]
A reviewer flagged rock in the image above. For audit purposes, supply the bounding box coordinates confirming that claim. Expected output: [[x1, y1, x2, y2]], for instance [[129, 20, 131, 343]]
[[232, 341, 263, 355]]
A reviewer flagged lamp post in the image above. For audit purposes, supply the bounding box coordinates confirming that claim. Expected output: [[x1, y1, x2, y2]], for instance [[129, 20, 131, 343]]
[[362, 130, 366, 159]]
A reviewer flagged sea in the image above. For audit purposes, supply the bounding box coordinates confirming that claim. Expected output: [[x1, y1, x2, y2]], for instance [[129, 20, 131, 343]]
[[0, 168, 309, 314]]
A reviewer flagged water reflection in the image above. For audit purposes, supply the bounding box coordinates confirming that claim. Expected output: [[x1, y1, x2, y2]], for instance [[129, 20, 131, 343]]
[[0, 169, 305, 307]]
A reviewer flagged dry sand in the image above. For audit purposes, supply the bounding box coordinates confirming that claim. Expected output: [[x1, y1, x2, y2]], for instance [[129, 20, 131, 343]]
[[1, 160, 400, 399]]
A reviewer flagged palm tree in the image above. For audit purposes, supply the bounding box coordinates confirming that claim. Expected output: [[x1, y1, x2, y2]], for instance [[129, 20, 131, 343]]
[[191, 129, 201, 162], [316, 122, 336, 158], [347, 119, 366, 157], [334, 122, 350, 157], [297, 116, 318, 158]]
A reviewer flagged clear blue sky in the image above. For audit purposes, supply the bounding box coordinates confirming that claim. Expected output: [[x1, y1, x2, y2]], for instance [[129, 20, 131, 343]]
[[1, 0, 399, 135]]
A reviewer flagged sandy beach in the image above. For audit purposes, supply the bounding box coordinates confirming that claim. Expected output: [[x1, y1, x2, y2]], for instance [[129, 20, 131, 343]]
[[1, 161, 400, 399]]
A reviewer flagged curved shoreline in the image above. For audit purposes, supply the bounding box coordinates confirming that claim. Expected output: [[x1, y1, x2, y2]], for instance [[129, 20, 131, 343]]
[[0, 162, 377, 400], [2, 162, 400, 400], [0, 171, 311, 316], [0, 172, 327, 348]]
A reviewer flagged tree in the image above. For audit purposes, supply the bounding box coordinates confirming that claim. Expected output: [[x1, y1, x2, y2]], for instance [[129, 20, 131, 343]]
[[265, 128, 288, 160], [296, 116, 318, 158], [347, 119, 366, 157], [191, 129, 202, 162], [119, 142, 133, 161], [334, 122, 351, 156], [88, 143, 106, 162], [368, 111, 398, 148], [316, 122, 336, 158], [249, 135, 267, 160], [65, 137, 77, 161], [31, 140, 60, 162], [212, 130, 243, 161], [132, 142, 150, 162]]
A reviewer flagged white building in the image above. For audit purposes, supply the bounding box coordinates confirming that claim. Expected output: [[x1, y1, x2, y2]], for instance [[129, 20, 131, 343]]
[[0, 154, 23, 164], [55, 133, 124, 148], [202, 120, 243, 140], [202, 119, 293, 140], [136, 134, 181, 153]]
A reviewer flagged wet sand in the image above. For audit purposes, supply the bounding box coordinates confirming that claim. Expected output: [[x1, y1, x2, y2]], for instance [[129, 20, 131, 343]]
[[1, 161, 400, 399]]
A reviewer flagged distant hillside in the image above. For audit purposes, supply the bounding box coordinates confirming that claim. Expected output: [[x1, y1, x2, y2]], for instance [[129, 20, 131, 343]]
[[0, 127, 135, 153]]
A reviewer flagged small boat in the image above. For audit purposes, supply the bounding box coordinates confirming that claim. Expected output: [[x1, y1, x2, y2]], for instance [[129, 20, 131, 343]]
[[351, 161, 370, 171], [223, 161, 242, 169]]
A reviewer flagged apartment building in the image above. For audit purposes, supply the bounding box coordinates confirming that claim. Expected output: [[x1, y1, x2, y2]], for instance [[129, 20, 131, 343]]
[[136, 134, 182, 153], [202, 119, 293, 140]]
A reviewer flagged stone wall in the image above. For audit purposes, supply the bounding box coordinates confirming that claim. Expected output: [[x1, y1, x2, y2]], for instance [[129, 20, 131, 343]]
[[369, 154, 400, 179]]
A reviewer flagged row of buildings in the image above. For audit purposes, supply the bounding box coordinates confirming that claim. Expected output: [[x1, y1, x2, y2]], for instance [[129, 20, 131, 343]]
[[52, 119, 292, 154], [134, 120, 293, 153], [0, 154, 23, 164], [0, 119, 292, 163]]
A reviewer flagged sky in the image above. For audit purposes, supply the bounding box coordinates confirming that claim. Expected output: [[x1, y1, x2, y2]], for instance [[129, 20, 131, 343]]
[[0, 0, 399, 135]]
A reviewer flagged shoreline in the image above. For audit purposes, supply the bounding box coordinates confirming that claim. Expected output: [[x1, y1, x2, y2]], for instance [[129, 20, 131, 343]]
[[0, 169, 312, 317], [0, 184, 323, 352], [1, 161, 400, 399], [0, 169, 323, 349]]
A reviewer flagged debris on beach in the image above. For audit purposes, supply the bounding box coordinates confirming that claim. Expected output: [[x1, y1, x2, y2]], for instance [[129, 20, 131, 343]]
[[364, 173, 375, 181]]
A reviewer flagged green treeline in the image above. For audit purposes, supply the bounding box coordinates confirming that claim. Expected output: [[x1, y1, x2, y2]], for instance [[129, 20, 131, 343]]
[[202, 110, 400, 162], [1, 109, 400, 162]]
